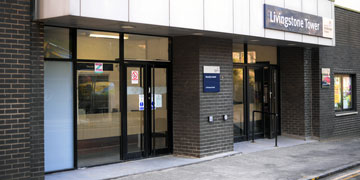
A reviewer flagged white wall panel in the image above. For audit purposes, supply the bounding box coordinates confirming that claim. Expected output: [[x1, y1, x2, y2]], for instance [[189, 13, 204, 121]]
[[284, 0, 301, 11], [302, 0, 318, 14], [204, 0, 233, 33], [69, 0, 80, 16], [303, 35, 318, 44], [318, 37, 333, 46], [265, 29, 284, 40], [285, 32, 302, 42], [170, 0, 203, 30], [44, 61, 74, 172], [234, 0, 249, 35], [265, 0, 284, 7], [318, 0, 334, 46], [129, 0, 169, 26], [318, 0, 332, 18], [332, 3, 336, 46], [81, 0, 128, 21], [249, 0, 265, 37], [38, 0, 80, 19]]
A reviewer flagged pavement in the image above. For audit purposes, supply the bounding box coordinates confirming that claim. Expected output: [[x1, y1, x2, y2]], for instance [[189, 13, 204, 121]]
[[114, 137, 360, 180], [45, 137, 360, 180]]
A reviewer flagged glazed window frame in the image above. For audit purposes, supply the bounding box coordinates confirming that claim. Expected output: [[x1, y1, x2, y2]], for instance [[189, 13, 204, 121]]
[[334, 74, 356, 112]]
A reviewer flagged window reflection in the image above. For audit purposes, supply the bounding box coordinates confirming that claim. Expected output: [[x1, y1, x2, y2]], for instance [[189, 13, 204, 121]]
[[44, 27, 71, 59], [248, 45, 277, 64], [124, 34, 169, 61], [77, 30, 120, 60], [334, 74, 353, 111], [77, 63, 121, 167]]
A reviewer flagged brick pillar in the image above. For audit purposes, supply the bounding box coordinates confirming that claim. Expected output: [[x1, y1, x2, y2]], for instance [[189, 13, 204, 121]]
[[29, 21, 44, 179], [173, 36, 233, 157], [279, 47, 314, 139], [172, 36, 201, 157], [0, 1, 44, 179]]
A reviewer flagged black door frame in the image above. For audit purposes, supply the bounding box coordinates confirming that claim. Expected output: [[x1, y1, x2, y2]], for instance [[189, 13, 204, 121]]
[[233, 63, 280, 142], [122, 61, 172, 160], [44, 25, 173, 172]]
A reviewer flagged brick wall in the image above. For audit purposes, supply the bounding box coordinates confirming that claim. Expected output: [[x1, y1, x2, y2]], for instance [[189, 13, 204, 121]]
[[311, 48, 320, 138], [173, 36, 201, 157], [29, 21, 44, 179], [198, 37, 233, 157], [173, 36, 233, 157], [0, 1, 44, 179], [318, 7, 360, 139], [279, 47, 306, 138]]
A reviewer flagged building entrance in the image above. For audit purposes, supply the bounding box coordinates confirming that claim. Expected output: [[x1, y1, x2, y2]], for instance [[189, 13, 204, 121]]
[[233, 64, 279, 142], [124, 63, 170, 159]]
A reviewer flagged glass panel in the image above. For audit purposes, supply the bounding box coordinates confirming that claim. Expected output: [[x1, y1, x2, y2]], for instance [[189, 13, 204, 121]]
[[44, 26, 71, 59], [77, 30, 120, 60], [343, 75, 352, 110], [44, 61, 73, 172], [77, 63, 121, 167], [233, 44, 244, 63], [151, 68, 168, 150], [248, 68, 263, 134], [263, 67, 270, 137], [124, 34, 169, 61], [334, 75, 342, 110], [233, 68, 245, 137], [127, 67, 144, 153], [270, 69, 279, 138], [248, 45, 277, 64]]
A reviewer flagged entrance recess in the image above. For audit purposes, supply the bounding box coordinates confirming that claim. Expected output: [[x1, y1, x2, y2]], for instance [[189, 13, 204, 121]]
[[233, 64, 279, 142], [125, 63, 169, 159]]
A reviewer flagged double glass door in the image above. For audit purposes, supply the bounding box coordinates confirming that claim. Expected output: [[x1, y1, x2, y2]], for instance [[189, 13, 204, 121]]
[[76, 62, 169, 167], [233, 65, 279, 142], [125, 63, 169, 159]]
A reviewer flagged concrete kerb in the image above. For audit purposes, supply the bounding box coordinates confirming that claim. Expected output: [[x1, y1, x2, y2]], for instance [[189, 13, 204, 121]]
[[301, 161, 360, 180], [104, 151, 242, 180]]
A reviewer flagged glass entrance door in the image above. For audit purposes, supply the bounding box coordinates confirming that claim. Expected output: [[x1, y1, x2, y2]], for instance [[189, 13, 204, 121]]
[[125, 64, 169, 159], [248, 67, 264, 137], [264, 67, 279, 138], [233, 68, 246, 141], [233, 65, 279, 142]]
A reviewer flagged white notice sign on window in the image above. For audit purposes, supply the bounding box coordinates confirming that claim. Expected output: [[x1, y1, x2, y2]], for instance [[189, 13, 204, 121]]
[[131, 70, 139, 84]]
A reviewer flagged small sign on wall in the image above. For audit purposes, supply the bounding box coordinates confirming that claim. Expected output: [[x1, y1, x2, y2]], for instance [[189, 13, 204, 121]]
[[203, 66, 220, 93], [139, 94, 144, 110], [94, 63, 103, 73], [321, 68, 331, 88]]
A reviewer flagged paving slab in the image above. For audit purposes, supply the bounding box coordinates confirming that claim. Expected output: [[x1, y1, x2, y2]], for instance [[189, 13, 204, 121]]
[[114, 138, 360, 180], [46, 136, 312, 180]]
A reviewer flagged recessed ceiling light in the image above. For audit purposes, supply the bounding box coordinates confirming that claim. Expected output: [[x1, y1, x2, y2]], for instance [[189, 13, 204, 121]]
[[250, 39, 259, 42], [121, 25, 135, 29], [89, 34, 119, 39], [192, 32, 204, 36]]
